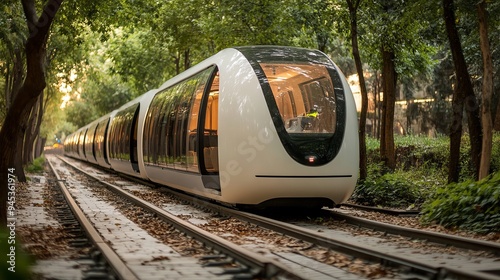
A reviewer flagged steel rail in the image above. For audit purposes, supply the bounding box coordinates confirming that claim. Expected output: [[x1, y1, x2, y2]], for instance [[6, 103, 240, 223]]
[[47, 157, 140, 280], [57, 156, 303, 280], [328, 210, 500, 256]]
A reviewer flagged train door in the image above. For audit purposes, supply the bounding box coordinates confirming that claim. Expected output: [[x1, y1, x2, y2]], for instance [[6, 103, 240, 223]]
[[91, 125, 97, 161], [130, 105, 140, 173], [102, 119, 111, 166], [78, 130, 86, 158], [198, 69, 220, 190]]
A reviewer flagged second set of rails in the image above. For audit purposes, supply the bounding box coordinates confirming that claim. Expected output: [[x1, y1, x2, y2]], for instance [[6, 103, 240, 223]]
[[48, 154, 500, 280]]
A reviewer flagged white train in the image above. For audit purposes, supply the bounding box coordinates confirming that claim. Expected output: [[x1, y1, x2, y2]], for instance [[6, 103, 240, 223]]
[[64, 46, 359, 209]]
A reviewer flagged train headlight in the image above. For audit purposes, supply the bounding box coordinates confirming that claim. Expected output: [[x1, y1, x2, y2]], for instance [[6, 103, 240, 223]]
[[307, 155, 317, 164]]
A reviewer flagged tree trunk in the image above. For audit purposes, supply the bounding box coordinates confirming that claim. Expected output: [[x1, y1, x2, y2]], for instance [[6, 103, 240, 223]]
[[465, 91, 482, 181], [23, 100, 38, 164], [380, 47, 397, 170], [24, 93, 44, 164], [173, 52, 181, 74], [477, 0, 493, 180], [0, 0, 62, 226], [347, 0, 368, 180], [15, 135, 26, 182], [443, 0, 482, 182], [184, 49, 191, 70], [5, 49, 25, 108], [374, 72, 381, 139], [495, 98, 500, 131], [35, 137, 46, 158], [444, 0, 464, 183]]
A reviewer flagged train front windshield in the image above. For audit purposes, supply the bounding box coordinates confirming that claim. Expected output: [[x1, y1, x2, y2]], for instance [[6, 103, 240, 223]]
[[237, 46, 346, 166], [260, 63, 337, 134]]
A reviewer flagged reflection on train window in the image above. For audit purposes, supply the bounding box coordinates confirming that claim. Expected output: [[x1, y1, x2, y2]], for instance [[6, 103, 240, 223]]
[[94, 119, 110, 164], [108, 104, 139, 162], [78, 130, 85, 156], [261, 64, 337, 134], [84, 124, 98, 161], [143, 66, 217, 173]]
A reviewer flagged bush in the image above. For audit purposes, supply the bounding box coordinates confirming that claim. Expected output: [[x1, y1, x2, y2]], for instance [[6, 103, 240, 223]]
[[355, 136, 450, 209], [352, 166, 438, 209], [420, 171, 500, 233], [25, 156, 45, 174], [357, 133, 500, 233]]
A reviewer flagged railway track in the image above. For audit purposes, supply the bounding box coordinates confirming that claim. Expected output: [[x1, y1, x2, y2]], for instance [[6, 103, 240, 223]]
[[49, 155, 305, 279], [52, 155, 500, 280], [48, 156, 140, 280]]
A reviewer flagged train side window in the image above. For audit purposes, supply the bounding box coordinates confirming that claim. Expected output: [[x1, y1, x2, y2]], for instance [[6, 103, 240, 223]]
[[185, 67, 214, 172], [85, 124, 98, 161], [78, 130, 85, 157], [143, 66, 215, 172], [165, 87, 178, 168], [148, 92, 168, 166], [173, 82, 194, 170], [91, 123, 98, 160], [109, 104, 139, 162], [95, 118, 110, 164], [143, 86, 174, 167]]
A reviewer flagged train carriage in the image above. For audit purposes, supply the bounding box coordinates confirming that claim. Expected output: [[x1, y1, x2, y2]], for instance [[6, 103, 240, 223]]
[[65, 46, 359, 209]]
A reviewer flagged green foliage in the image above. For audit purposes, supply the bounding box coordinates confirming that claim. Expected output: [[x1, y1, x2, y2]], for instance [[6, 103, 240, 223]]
[[393, 135, 450, 171], [352, 164, 438, 209], [201, 0, 297, 48], [64, 100, 98, 129], [360, 0, 438, 79], [354, 133, 500, 210], [25, 156, 45, 174], [353, 173, 415, 208], [106, 27, 173, 94], [421, 171, 500, 233]]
